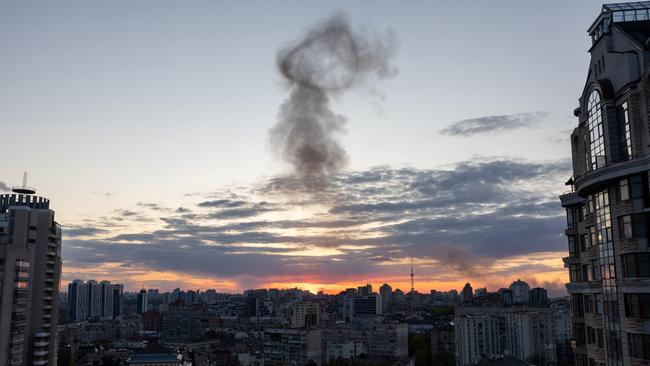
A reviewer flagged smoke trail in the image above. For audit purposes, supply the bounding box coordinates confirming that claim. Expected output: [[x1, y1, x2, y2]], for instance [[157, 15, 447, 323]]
[[270, 12, 398, 189]]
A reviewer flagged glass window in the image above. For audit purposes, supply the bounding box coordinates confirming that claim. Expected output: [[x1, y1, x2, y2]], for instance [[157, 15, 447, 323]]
[[621, 215, 649, 239], [618, 102, 632, 160], [567, 208, 577, 229], [587, 90, 607, 170], [625, 294, 650, 319], [628, 333, 650, 360], [623, 253, 650, 278], [630, 176, 644, 199], [619, 179, 630, 201]]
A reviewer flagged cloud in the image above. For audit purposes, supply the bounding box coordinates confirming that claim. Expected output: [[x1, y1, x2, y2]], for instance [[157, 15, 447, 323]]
[[440, 112, 550, 136], [62, 158, 571, 294], [198, 199, 247, 208], [63, 227, 108, 238]]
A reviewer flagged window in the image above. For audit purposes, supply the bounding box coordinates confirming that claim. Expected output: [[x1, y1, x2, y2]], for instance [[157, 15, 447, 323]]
[[568, 236, 578, 257], [570, 264, 583, 282], [619, 179, 630, 201], [623, 253, 650, 278], [597, 329, 604, 348], [618, 102, 632, 160], [587, 90, 606, 170], [583, 264, 592, 281], [625, 294, 650, 319], [584, 295, 594, 313], [567, 208, 577, 229], [595, 294, 603, 314], [628, 333, 650, 360], [630, 176, 644, 199], [619, 214, 648, 239], [580, 234, 588, 251], [572, 294, 585, 317], [587, 326, 596, 344], [574, 322, 586, 346]]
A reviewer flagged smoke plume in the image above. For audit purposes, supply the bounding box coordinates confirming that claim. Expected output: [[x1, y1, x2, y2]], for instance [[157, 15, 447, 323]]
[[270, 12, 398, 188]]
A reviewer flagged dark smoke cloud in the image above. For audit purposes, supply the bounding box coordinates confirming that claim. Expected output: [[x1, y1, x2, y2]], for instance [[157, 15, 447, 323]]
[[270, 12, 398, 188]]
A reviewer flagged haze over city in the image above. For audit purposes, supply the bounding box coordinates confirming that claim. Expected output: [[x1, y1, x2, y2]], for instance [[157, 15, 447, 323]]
[[1, 1, 605, 296]]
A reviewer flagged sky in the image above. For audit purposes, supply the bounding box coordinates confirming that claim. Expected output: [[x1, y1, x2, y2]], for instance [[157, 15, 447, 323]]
[[0, 1, 605, 296]]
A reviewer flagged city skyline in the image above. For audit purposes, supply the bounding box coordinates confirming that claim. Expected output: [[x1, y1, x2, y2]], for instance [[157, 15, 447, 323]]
[[0, 1, 604, 295]]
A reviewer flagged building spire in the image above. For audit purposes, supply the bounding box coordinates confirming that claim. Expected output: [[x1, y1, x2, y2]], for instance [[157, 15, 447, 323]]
[[410, 256, 414, 293], [12, 171, 36, 194]]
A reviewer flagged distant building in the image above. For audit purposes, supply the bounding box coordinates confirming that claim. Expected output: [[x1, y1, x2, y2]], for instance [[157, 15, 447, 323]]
[[461, 282, 473, 303], [69, 279, 121, 321], [474, 287, 488, 299], [162, 302, 204, 343], [325, 341, 364, 361], [291, 302, 320, 328], [69, 279, 89, 322], [393, 289, 405, 303], [509, 279, 529, 305], [455, 307, 557, 366], [137, 288, 148, 314], [357, 284, 372, 297], [379, 283, 392, 311], [528, 287, 548, 307], [498, 288, 513, 306], [353, 294, 382, 317], [112, 284, 123, 318], [263, 328, 322, 366], [430, 323, 454, 354], [125, 354, 187, 366], [142, 309, 163, 332], [323, 321, 408, 358]]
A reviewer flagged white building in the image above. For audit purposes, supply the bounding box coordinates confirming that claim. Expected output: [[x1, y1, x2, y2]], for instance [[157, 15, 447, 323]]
[[509, 279, 530, 305]]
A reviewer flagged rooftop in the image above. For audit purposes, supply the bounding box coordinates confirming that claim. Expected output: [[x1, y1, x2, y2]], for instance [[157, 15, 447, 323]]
[[589, 2, 650, 40], [126, 354, 181, 364]]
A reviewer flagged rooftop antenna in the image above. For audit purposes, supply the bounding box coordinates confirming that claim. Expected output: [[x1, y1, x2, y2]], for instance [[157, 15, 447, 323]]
[[410, 257, 415, 293], [12, 171, 35, 194]]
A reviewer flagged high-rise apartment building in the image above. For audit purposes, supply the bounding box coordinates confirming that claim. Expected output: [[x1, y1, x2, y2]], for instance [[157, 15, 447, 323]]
[[68, 279, 122, 322], [0, 185, 62, 366], [560, 3, 650, 365], [137, 288, 148, 314], [379, 283, 392, 312], [455, 307, 559, 366], [509, 279, 530, 305]]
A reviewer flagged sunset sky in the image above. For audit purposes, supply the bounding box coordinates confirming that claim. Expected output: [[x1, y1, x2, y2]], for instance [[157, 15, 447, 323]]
[[0, 1, 603, 296]]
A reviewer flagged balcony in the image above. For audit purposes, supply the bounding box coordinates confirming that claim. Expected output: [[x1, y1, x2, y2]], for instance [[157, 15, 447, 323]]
[[574, 156, 650, 195], [34, 341, 49, 347], [33, 360, 48, 366], [33, 350, 49, 357]]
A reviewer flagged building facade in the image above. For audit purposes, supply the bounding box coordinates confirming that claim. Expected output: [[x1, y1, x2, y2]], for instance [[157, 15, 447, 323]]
[[263, 328, 322, 366], [560, 3, 650, 365], [454, 307, 558, 366], [68, 279, 121, 322], [290, 302, 320, 328], [0, 187, 63, 366]]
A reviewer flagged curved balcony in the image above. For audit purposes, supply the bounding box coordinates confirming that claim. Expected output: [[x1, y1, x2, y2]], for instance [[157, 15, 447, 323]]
[[33, 350, 49, 357], [33, 341, 48, 347], [574, 156, 650, 195], [34, 332, 49, 338], [33, 360, 48, 366]]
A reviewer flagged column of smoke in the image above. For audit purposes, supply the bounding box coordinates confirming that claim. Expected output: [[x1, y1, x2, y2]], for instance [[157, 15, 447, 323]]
[[270, 13, 398, 190]]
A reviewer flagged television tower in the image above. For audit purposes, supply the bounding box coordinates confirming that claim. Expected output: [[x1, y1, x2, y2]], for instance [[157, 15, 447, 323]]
[[410, 256, 414, 293]]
